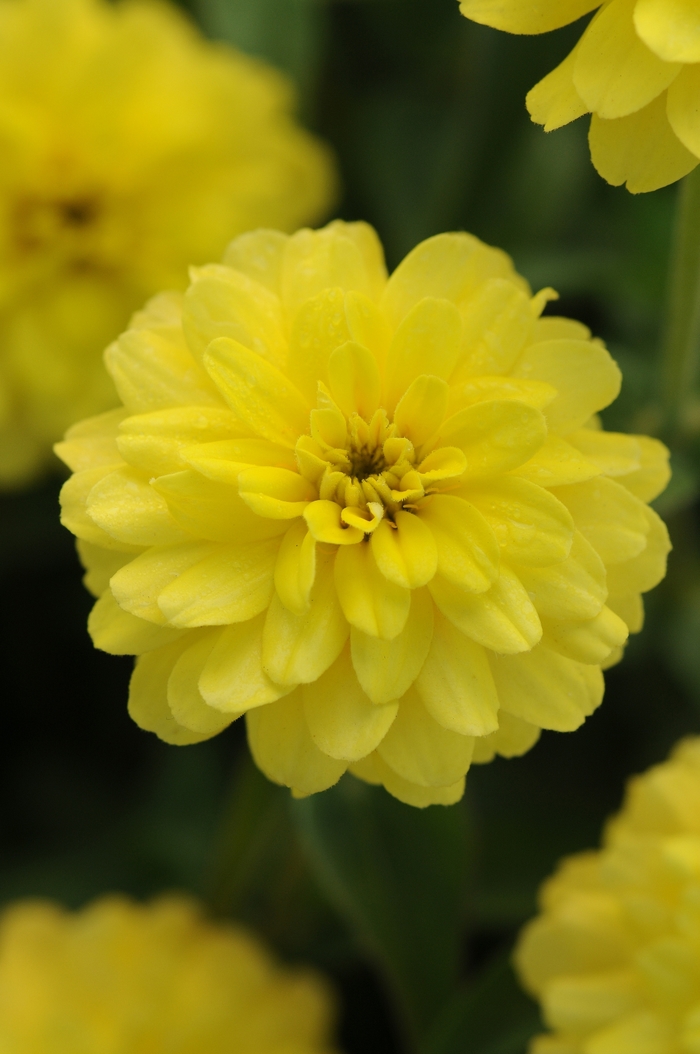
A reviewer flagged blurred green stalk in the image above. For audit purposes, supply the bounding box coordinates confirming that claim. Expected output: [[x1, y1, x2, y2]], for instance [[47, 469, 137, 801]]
[[661, 166, 700, 441]]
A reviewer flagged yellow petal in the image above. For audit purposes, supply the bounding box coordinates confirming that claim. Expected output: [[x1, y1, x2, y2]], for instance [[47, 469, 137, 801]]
[[77, 540, 134, 598], [574, 0, 680, 119], [553, 429, 642, 479], [615, 435, 670, 502], [517, 531, 607, 621], [274, 520, 317, 615], [116, 406, 241, 477], [281, 222, 381, 321], [393, 374, 449, 447], [157, 540, 278, 627], [381, 232, 522, 329], [87, 467, 188, 547], [455, 279, 536, 377], [153, 469, 288, 544], [203, 337, 309, 447], [344, 291, 392, 365], [415, 612, 499, 736], [350, 587, 434, 704], [351, 754, 466, 807], [370, 512, 438, 589], [527, 48, 589, 131], [512, 339, 621, 434], [471, 711, 541, 763], [542, 970, 644, 1035], [607, 592, 644, 633], [417, 494, 499, 593], [589, 93, 697, 192], [542, 606, 629, 664], [110, 542, 217, 624], [310, 406, 348, 449], [105, 328, 221, 414], [533, 317, 591, 343], [667, 63, 700, 160], [59, 464, 135, 551], [416, 447, 467, 483], [377, 687, 474, 788], [199, 613, 292, 714], [552, 477, 649, 565], [581, 1010, 673, 1054], [465, 477, 574, 567], [88, 590, 185, 655], [304, 499, 364, 545], [490, 645, 604, 731], [429, 564, 542, 654], [448, 375, 557, 415], [341, 503, 385, 533], [128, 639, 214, 745], [605, 505, 671, 594], [303, 647, 398, 761], [458, 0, 599, 34], [334, 541, 410, 639], [183, 438, 297, 486], [328, 340, 382, 420], [286, 289, 352, 403], [511, 435, 601, 487], [246, 690, 346, 795], [262, 551, 348, 684], [222, 229, 287, 294], [167, 632, 235, 735], [183, 263, 286, 366], [384, 298, 462, 413], [635, 0, 700, 63], [441, 399, 547, 478], [55, 408, 126, 472], [238, 466, 315, 519]]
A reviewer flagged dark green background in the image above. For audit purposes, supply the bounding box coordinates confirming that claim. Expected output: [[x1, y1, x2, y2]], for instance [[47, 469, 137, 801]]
[[2, 2, 699, 1051]]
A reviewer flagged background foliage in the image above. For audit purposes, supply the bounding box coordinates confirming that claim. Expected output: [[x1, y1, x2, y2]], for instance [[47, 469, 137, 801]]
[[2, 1, 699, 1051]]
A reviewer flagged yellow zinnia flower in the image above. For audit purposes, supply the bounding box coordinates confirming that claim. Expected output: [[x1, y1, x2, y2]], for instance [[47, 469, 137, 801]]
[[515, 737, 700, 1054], [0, 0, 335, 488], [57, 220, 671, 808], [458, 0, 700, 192], [0, 894, 336, 1053]]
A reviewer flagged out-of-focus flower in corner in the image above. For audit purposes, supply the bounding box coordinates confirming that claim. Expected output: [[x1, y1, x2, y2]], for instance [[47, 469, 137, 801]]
[[0, 0, 336, 488], [515, 737, 700, 1054], [0, 894, 337, 1053], [56, 220, 670, 807], [458, 0, 700, 192]]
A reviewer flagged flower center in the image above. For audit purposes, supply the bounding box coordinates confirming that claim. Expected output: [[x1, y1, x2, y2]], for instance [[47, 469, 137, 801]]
[[347, 442, 386, 482], [295, 395, 467, 536]]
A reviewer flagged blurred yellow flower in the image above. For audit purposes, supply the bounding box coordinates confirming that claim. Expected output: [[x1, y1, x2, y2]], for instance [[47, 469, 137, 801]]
[[0, 0, 335, 488], [0, 894, 336, 1053], [515, 737, 700, 1054], [458, 0, 700, 192], [57, 220, 670, 807]]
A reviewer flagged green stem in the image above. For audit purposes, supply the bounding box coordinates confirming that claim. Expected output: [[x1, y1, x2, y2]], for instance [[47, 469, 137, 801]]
[[661, 165, 700, 441]]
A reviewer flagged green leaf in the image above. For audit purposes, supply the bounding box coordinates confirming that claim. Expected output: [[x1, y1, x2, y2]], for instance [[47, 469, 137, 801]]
[[205, 749, 288, 918], [291, 774, 472, 1043], [420, 952, 540, 1054]]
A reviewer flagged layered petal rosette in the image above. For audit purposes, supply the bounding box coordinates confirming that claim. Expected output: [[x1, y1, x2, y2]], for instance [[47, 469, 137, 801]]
[[516, 738, 700, 1054], [458, 0, 700, 192], [57, 221, 671, 807], [0, 0, 335, 487], [0, 894, 336, 1053]]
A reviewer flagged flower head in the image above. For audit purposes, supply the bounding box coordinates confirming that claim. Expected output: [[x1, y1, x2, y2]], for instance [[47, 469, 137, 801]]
[[515, 738, 700, 1054], [57, 220, 670, 807], [458, 0, 700, 192], [0, 894, 336, 1053], [0, 0, 335, 488]]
